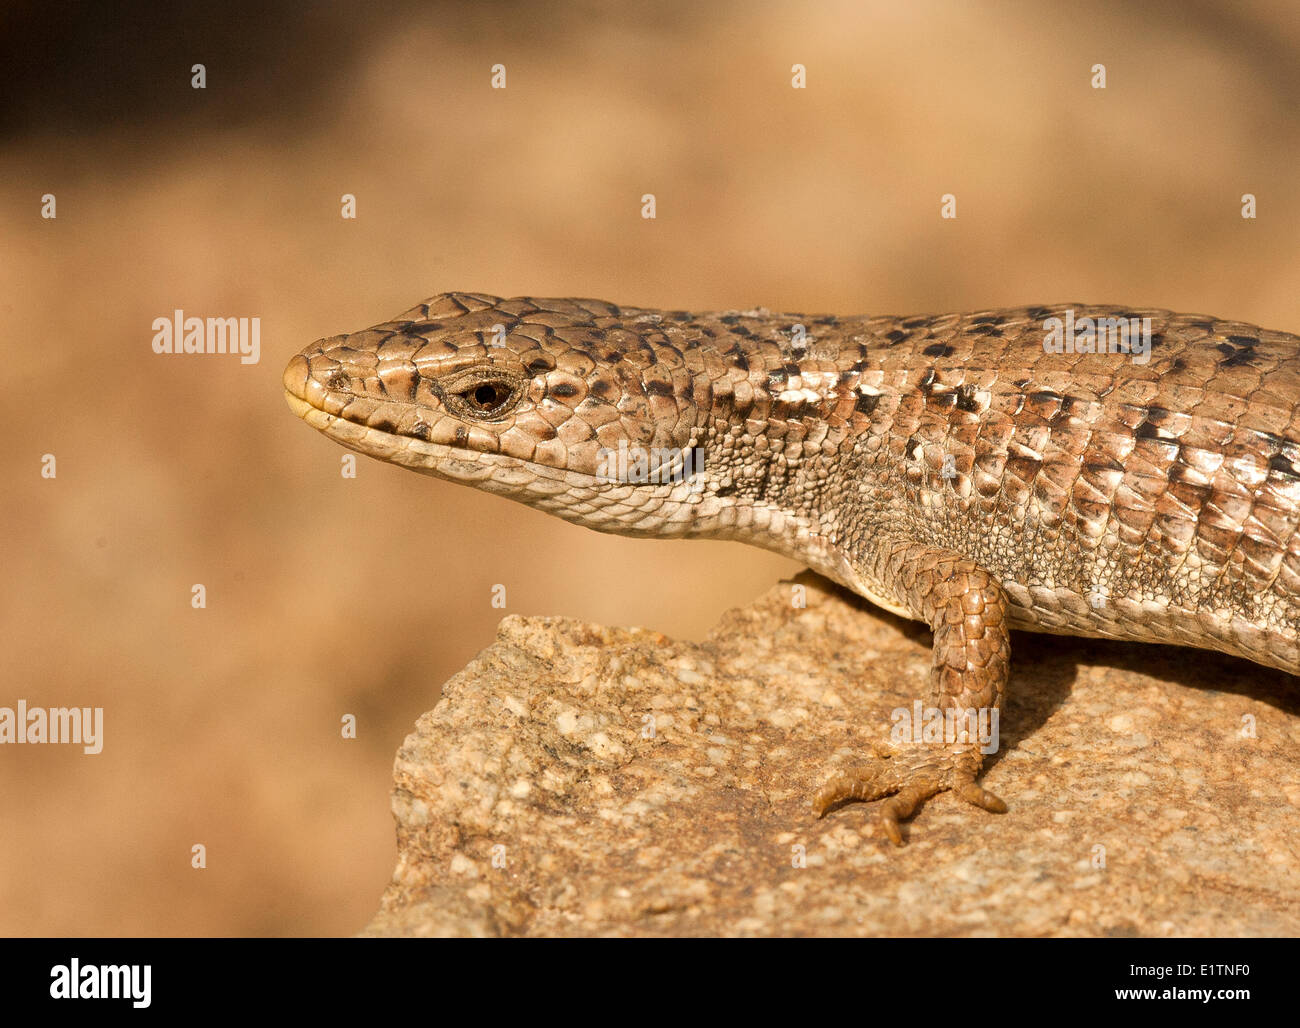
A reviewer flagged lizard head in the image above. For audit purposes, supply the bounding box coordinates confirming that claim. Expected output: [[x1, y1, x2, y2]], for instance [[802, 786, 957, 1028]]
[[283, 292, 722, 536]]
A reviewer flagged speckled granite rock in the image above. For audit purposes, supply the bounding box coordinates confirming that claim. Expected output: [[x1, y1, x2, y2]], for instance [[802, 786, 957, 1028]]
[[361, 573, 1300, 937]]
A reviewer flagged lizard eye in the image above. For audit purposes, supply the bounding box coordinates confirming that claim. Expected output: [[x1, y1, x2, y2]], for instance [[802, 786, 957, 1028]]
[[439, 371, 525, 420], [466, 382, 512, 411]]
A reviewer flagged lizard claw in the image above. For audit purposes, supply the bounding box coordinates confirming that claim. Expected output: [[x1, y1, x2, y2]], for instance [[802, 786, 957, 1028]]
[[813, 744, 1005, 845]]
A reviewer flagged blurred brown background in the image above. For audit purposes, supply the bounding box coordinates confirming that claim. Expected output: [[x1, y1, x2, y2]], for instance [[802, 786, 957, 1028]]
[[3, 0, 1297, 935]]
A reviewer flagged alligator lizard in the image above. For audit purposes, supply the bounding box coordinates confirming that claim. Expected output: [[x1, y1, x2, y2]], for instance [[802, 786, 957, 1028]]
[[283, 293, 1300, 844]]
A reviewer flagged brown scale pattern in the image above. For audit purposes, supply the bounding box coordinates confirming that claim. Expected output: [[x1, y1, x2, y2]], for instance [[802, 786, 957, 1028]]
[[285, 293, 1300, 843]]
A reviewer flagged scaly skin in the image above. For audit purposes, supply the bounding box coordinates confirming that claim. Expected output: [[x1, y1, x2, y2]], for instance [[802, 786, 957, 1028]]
[[284, 292, 1300, 843]]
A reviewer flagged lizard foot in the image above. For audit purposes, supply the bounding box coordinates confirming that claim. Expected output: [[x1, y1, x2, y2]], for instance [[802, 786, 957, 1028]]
[[812, 744, 1006, 845]]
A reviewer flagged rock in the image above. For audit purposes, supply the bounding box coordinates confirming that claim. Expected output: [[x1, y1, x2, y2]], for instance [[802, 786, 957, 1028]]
[[361, 572, 1300, 936]]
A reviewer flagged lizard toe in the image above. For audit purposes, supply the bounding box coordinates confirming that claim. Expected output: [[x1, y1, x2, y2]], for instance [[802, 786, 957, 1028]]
[[814, 745, 1003, 845]]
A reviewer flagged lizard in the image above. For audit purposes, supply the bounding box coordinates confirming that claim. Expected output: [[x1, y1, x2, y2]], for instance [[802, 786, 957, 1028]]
[[283, 292, 1300, 844]]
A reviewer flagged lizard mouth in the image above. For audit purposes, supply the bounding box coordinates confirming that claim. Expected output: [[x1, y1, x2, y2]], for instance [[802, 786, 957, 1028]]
[[283, 345, 555, 476], [282, 353, 611, 496], [282, 381, 543, 487]]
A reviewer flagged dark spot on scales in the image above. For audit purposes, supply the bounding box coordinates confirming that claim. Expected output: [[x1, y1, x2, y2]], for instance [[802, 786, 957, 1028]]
[[1216, 343, 1257, 368], [454, 427, 470, 447], [646, 380, 675, 397], [411, 421, 431, 441], [1084, 459, 1125, 475], [549, 383, 579, 398], [918, 368, 937, 393], [1135, 421, 1171, 440], [955, 385, 980, 412], [887, 330, 908, 344], [855, 393, 881, 415], [1269, 454, 1300, 481], [923, 343, 955, 357], [527, 357, 556, 374]]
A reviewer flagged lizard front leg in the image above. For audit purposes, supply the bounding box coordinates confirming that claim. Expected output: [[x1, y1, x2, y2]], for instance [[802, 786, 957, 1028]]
[[814, 541, 1011, 844]]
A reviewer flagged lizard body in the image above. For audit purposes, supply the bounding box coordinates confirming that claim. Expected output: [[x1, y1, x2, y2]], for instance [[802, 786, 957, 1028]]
[[284, 293, 1300, 842]]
